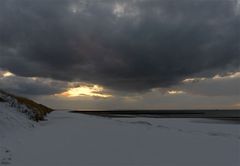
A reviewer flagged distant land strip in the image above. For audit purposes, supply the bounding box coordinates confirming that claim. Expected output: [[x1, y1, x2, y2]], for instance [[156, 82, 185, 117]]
[[70, 110, 240, 119]]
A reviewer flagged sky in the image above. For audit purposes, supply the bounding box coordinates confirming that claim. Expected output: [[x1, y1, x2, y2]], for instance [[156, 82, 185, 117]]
[[0, 0, 239, 110]]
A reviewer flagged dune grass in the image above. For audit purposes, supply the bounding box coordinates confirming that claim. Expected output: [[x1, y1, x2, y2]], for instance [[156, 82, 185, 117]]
[[0, 90, 53, 121], [14, 96, 53, 121]]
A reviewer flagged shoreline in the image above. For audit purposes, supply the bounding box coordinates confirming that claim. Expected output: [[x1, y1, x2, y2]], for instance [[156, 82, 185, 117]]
[[70, 110, 240, 119]]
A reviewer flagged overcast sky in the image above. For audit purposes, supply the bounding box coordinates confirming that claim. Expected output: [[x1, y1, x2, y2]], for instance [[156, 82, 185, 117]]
[[0, 0, 239, 110]]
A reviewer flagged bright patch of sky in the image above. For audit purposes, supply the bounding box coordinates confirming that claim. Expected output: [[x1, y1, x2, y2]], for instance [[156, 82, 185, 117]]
[[59, 85, 112, 98]]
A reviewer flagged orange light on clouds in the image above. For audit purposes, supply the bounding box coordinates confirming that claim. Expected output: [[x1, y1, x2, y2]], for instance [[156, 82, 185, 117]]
[[60, 85, 112, 98], [233, 103, 240, 108]]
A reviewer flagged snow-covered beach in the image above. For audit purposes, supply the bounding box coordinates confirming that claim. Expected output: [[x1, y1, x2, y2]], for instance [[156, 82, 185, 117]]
[[1, 104, 240, 166]]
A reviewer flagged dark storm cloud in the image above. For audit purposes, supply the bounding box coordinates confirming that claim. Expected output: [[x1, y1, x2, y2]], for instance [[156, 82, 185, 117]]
[[0, 75, 68, 96], [0, 0, 239, 91]]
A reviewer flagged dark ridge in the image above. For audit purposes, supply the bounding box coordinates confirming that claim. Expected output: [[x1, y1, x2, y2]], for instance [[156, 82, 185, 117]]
[[70, 110, 240, 119]]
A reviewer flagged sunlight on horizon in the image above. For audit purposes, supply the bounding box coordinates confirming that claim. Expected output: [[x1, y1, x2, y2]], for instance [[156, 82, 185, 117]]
[[59, 85, 112, 98], [1, 71, 15, 77]]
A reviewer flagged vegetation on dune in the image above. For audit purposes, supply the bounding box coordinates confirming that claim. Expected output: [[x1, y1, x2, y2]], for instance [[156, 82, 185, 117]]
[[0, 90, 53, 121], [14, 96, 53, 121], [0, 96, 5, 102]]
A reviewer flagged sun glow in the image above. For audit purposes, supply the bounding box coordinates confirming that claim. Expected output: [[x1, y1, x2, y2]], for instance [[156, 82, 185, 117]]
[[60, 85, 112, 98], [2, 71, 15, 77]]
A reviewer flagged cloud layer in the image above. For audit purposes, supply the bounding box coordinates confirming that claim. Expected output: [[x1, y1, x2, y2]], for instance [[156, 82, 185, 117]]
[[179, 73, 240, 96], [0, 0, 239, 92], [0, 74, 68, 96]]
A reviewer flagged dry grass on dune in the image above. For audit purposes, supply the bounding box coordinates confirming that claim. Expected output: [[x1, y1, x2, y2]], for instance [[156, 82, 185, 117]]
[[14, 96, 53, 121], [0, 90, 53, 121]]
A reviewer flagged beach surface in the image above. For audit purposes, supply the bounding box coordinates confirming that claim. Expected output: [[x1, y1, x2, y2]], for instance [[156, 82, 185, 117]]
[[1, 110, 240, 166]]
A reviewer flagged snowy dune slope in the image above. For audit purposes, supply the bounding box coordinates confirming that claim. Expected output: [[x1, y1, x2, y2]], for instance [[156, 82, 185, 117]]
[[0, 90, 51, 165], [0, 102, 36, 165], [0, 103, 35, 134], [1, 110, 239, 166]]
